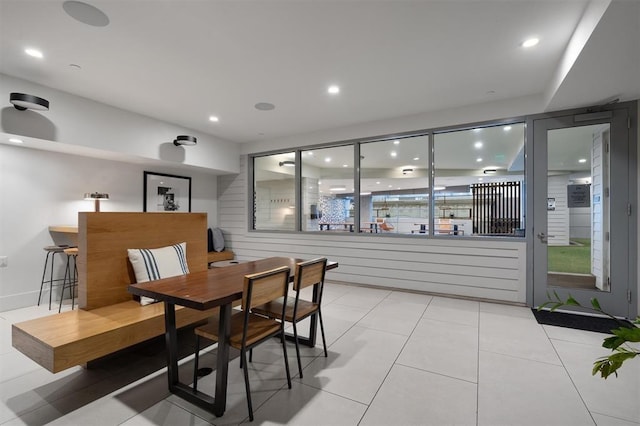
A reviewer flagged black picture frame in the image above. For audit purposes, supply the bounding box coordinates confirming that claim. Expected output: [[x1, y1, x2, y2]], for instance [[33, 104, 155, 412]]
[[143, 171, 192, 212]]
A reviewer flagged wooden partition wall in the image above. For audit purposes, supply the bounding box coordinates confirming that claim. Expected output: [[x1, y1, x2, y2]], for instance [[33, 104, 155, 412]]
[[77, 212, 208, 310]]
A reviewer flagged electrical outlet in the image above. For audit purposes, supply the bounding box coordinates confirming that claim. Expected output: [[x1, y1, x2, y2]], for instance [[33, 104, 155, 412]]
[[0, 256, 7, 268]]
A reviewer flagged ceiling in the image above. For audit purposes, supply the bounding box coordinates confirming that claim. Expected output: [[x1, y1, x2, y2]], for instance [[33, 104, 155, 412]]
[[1, 0, 637, 147]]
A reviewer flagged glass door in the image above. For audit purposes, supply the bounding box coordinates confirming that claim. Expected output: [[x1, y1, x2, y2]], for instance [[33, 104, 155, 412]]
[[532, 107, 635, 318]]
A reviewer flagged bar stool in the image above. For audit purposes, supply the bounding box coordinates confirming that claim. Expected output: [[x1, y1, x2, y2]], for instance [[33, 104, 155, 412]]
[[38, 245, 68, 310], [59, 247, 78, 313]]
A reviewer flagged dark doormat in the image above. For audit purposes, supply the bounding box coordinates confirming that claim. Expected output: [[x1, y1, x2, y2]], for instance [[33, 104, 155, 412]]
[[532, 309, 634, 334]]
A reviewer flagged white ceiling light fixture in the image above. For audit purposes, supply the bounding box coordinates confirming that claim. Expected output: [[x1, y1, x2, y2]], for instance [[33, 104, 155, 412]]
[[324, 157, 331, 163], [329, 185, 346, 191], [10, 93, 49, 111], [173, 135, 197, 146], [476, 158, 483, 162], [209, 115, 219, 122], [522, 37, 539, 48], [328, 85, 340, 94], [474, 141, 483, 148], [25, 48, 43, 58], [413, 157, 420, 161], [503, 126, 512, 131], [9, 138, 23, 144], [393, 140, 400, 145], [434, 186, 446, 191], [390, 151, 397, 157], [578, 158, 587, 163]]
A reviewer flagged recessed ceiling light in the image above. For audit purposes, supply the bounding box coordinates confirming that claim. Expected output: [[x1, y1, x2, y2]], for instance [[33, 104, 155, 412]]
[[343, 164, 348, 168], [325, 157, 331, 163], [503, 126, 512, 131], [578, 158, 587, 163], [522, 38, 539, 48], [476, 158, 483, 162], [255, 102, 275, 111], [473, 128, 482, 133], [9, 138, 23, 144], [376, 181, 381, 184], [390, 151, 397, 157], [209, 115, 219, 122], [474, 141, 483, 149], [25, 48, 43, 58], [413, 157, 419, 161], [393, 140, 400, 145], [328, 85, 340, 94], [388, 185, 393, 188]]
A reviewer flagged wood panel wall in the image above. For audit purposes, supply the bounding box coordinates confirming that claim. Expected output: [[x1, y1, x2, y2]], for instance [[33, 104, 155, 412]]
[[78, 212, 208, 310], [218, 156, 527, 303]]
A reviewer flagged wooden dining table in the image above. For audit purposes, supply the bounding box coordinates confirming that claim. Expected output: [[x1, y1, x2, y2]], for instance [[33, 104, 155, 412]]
[[128, 256, 338, 417]]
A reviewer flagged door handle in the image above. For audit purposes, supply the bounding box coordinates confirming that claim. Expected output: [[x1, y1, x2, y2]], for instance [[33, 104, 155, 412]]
[[537, 232, 555, 243]]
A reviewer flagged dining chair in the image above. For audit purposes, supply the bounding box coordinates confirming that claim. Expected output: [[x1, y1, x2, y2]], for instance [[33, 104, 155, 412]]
[[253, 257, 328, 378], [192, 265, 292, 422]]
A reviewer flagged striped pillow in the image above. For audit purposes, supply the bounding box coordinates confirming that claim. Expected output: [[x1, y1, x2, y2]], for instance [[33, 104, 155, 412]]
[[127, 242, 189, 305]]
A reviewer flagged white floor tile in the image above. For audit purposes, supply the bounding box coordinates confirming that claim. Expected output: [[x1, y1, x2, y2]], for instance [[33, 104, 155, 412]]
[[479, 310, 562, 365], [478, 350, 594, 426], [591, 412, 640, 426], [552, 338, 640, 423], [360, 364, 476, 426], [357, 298, 427, 336], [120, 399, 211, 426], [299, 326, 407, 404], [422, 296, 479, 327], [251, 380, 367, 425], [330, 287, 391, 310], [397, 318, 478, 382]]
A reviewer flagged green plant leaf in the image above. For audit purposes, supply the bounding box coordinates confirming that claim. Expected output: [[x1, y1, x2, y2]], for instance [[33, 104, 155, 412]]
[[611, 327, 640, 343], [590, 298, 602, 311]]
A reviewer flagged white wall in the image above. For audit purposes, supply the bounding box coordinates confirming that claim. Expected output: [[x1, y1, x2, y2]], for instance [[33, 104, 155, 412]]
[[0, 144, 217, 311], [1, 74, 240, 174]]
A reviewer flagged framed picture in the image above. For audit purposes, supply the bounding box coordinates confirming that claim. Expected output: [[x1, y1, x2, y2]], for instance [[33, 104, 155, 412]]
[[143, 171, 191, 212]]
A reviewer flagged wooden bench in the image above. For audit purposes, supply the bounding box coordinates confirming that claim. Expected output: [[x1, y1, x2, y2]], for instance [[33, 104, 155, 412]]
[[207, 249, 234, 265], [12, 212, 219, 373]]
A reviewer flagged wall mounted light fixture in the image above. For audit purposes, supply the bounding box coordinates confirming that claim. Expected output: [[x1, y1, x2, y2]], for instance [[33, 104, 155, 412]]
[[10, 92, 50, 111], [84, 192, 109, 212], [279, 160, 295, 167], [173, 135, 197, 146]]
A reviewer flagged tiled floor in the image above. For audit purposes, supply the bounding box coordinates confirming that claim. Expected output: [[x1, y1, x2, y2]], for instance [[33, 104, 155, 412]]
[[1, 283, 638, 425]]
